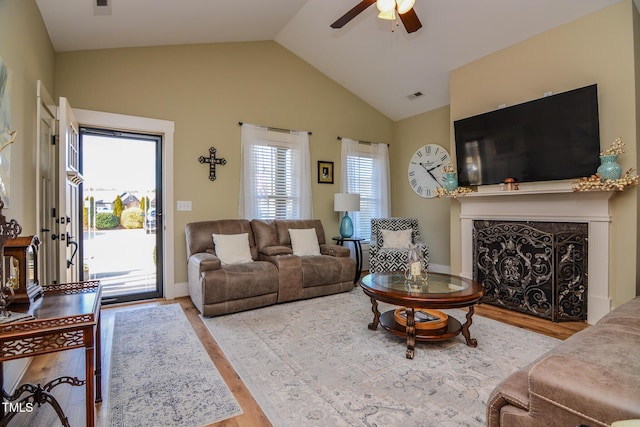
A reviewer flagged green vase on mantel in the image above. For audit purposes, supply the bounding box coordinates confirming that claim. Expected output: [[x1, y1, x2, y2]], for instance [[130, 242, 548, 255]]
[[443, 172, 458, 192], [597, 154, 622, 181]]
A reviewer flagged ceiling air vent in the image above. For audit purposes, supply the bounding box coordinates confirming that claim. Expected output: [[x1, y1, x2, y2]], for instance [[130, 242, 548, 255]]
[[406, 91, 423, 100], [94, 0, 112, 16]]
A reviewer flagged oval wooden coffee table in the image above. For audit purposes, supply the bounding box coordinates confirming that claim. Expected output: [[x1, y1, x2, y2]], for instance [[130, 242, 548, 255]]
[[359, 272, 485, 359]]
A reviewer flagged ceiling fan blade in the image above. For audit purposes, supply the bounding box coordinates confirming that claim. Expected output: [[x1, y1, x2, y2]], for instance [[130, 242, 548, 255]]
[[399, 8, 422, 33], [331, 0, 376, 29]]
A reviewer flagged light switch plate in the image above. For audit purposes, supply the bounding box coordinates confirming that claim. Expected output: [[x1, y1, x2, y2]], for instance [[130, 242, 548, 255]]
[[177, 200, 192, 211]]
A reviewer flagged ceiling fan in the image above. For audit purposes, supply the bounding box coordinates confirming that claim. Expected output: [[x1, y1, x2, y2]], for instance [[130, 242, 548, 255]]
[[331, 0, 422, 33]]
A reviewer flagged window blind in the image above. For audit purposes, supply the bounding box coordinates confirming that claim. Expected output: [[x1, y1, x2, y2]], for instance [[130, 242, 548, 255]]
[[250, 143, 299, 219], [240, 123, 311, 220], [340, 137, 390, 241], [346, 154, 377, 240]]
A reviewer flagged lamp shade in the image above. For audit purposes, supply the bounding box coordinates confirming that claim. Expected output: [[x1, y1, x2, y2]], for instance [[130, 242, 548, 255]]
[[377, 9, 396, 20], [396, 0, 415, 14], [376, 0, 396, 13], [334, 193, 360, 212]]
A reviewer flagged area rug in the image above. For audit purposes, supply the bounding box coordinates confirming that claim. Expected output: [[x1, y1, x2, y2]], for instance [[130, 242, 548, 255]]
[[107, 304, 243, 427], [203, 288, 561, 426]]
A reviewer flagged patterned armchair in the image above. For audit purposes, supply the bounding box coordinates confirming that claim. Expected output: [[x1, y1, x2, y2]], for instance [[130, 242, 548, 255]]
[[369, 217, 429, 273]]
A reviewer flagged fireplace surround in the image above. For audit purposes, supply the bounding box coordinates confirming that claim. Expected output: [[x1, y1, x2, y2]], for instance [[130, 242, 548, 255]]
[[457, 184, 614, 324]]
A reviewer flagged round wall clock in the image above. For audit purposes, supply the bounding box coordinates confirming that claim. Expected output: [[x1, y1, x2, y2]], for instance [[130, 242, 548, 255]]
[[407, 144, 451, 198]]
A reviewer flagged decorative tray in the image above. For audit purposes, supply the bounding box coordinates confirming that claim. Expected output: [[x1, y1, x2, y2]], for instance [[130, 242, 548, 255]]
[[394, 308, 448, 330]]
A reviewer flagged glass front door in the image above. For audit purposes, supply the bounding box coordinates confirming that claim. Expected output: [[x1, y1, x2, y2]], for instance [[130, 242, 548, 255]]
[[80, 127, 163, 303]]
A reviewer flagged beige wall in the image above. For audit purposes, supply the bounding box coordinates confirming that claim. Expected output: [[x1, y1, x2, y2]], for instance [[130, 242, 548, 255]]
[[54, 42, 394, 285], [0, 0, 55, 233], [449, 0, 638, 308], [392, 106, 452, 270], [0, 0, 56, 392], [635, 3, 640, 296]]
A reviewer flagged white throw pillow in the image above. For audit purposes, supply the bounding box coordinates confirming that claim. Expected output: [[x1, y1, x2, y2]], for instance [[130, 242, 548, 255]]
[[289, 228, 321, 256], [381, 229, 412, 249], [211, 233, 253, 265]]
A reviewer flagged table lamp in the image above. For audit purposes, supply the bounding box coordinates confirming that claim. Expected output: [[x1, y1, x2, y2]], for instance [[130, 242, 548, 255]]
[[334, 193, 360, 238]]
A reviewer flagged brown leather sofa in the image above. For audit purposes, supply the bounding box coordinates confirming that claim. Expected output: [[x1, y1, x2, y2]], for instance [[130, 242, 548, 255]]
[[251, 219, 355, 303], [185, 219, 355, 317], [487, 296, 640, 426]]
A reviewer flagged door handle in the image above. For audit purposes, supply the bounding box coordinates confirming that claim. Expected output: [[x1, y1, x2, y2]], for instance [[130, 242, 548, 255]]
[[66, 232, 79, 268]]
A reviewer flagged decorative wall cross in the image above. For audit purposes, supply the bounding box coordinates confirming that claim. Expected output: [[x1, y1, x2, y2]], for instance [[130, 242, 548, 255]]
[[198, 147, 227, 181]]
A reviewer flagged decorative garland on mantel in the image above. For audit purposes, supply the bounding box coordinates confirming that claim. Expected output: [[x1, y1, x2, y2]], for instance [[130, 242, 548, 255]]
[[573, 137, 639, 192], [434, 186, 473, 198], [572, 169, 639, 192]]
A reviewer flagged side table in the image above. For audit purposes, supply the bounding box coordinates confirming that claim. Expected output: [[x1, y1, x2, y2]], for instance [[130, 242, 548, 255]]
[[0, 280, 102, 427], [332, 237, 365, 283]]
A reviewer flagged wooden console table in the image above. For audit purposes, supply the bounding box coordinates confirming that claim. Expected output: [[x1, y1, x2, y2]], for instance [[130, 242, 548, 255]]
[[0, 281, 102, 427]]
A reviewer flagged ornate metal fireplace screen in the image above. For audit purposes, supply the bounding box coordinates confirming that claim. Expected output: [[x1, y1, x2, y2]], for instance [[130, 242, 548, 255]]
[[473, 220, 588, 322]]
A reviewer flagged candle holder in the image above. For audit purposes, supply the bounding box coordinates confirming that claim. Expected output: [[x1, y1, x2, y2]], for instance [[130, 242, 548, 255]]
[[404, 243, 428, 286]]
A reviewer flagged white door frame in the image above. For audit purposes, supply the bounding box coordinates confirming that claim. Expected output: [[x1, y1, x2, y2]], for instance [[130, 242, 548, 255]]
[[57, 97, 82, 283], [73, 109, 175, 299], [35, 81, 57, 287]]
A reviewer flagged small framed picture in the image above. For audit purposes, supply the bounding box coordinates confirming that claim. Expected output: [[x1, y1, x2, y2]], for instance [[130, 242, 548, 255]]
[[318, 161, 334, 184]]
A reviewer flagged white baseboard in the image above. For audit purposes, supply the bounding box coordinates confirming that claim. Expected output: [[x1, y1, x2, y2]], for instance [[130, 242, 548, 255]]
[[428, 263, 451, 274], [172, 281, 189, 298]]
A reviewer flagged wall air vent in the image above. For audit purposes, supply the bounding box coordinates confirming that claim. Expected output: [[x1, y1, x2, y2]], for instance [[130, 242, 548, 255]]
[[406, 91, 423, 100], [94, 0, 112, 16]]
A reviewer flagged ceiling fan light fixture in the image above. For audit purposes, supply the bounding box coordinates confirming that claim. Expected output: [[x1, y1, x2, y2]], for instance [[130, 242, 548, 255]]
[[331, 0, 422, 33], [377, 9, 396, 20], [396, 0, 415, 14], [376, 0, 396, 13]]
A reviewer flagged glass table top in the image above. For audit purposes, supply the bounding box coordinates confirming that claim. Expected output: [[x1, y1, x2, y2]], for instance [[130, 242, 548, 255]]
[[361, 272, 470, 296]]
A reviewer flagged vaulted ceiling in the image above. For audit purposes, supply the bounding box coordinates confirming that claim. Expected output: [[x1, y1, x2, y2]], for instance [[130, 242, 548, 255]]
[[36, 0, 632, 121]]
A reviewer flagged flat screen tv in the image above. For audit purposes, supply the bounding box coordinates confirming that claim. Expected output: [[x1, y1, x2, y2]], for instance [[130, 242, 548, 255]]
[[454, 84, 600, 187]]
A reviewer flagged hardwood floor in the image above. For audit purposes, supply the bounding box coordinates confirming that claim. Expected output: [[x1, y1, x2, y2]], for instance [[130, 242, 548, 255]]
[[473, 303, 588, 340], [8, 296, 588, 426]]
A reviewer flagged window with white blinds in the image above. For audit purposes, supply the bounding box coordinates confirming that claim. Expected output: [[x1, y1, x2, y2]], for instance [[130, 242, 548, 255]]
[[239, 123, 312, 220], [251, 143, 298, 219], [346, 154, 375, 239], [340, 137, 390, 241]]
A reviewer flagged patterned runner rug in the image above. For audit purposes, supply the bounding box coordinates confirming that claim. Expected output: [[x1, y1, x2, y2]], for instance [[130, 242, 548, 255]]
[[204, 288, 560, 426], [107, 304, 242, 426]]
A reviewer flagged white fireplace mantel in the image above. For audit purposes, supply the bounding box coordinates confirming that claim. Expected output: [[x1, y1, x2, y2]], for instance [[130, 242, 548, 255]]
[[457, 186, 614, 324]]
